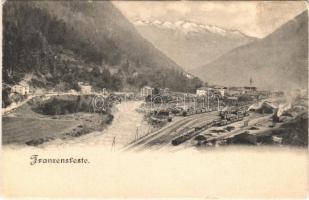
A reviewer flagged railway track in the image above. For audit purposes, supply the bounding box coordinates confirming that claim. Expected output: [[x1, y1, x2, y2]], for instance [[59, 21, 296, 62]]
[[124, 111, 220, 150], [201, 114, 272, 144]]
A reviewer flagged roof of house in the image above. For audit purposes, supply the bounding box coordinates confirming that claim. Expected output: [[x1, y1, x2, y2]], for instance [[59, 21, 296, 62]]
[[244, 86, 257, 89], [213, 85, 227, 89], [142, 86, 154, 90], [229, 87, 244, 91], [78, 82, 91, 86], [227, 96, 238, 100], [196, 87, 209, 91]]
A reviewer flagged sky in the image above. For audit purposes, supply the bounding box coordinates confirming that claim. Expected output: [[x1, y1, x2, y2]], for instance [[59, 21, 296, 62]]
[[113, 1, 307, 38]]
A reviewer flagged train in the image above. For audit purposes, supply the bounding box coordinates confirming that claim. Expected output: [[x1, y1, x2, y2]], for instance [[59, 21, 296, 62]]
[[171, 128, 196, 145], [213, 115, 244, 126], [149, 110, 173, 124], [171, 109, 249, 146], [171, 120, 215, 146]]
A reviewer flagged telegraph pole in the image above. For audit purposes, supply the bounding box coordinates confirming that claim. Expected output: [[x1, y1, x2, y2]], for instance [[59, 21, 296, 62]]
[[207, 88, 210, 110], [135, 127, 139, 141], [111, 136, 116, 152]]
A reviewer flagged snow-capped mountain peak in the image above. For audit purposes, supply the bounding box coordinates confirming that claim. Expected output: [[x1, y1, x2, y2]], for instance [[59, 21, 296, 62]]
[[134, 19, 246, 37]]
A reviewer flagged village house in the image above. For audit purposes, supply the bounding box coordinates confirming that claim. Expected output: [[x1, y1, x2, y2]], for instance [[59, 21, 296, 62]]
[[78, 82, 92, 94], [163, 88, 170, 95], [213, 85, 228, 97], [158, 88, 170, 96], [227, 87, 245, 96], [244, 86, 257, 94], [141, 86, 154, 97], [226, 96, 239, 105], [185, 73, 194, 79], [11, 82, 30, 95], [258, 90, 271, 97], [196, 87, 211, 96]]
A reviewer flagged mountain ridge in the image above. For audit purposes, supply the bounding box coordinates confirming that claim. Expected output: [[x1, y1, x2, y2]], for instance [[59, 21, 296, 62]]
[[192, 10, 308, 90], [134, 19, 256, 72], [134, 19, 253, 39]]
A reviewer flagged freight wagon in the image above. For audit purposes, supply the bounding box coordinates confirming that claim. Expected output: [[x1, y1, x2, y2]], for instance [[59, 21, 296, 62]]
[[171, 112, 248, 146], [171, 128, 197, 146]]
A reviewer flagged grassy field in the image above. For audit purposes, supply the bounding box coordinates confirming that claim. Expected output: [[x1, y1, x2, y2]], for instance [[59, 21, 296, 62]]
[[2, 95, 113, 146], [2, 117, 80, 145]]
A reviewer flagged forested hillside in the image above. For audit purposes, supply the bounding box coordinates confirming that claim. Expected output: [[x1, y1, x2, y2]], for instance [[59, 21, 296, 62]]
[[3, 1, 203, 92]]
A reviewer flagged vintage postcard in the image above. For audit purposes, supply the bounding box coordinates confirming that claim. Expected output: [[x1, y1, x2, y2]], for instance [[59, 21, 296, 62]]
[[0, 0, 308, 199]]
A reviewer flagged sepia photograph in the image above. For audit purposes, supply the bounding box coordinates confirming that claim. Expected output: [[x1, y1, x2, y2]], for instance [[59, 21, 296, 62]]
[[0, 0, 308, 198]]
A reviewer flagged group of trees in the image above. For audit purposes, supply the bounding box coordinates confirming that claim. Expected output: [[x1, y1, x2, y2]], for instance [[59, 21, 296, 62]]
[[3, 1, 204, 94], [3, 2, 124, 92], [125, 67, 203, 93]]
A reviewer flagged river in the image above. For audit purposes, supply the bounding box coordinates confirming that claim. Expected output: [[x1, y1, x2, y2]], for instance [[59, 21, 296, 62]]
[[44, 101, 151, 149]]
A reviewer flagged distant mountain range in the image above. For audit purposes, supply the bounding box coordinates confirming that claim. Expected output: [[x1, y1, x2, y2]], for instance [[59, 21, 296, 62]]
[[134, 19, 255, 71], [3, 1, 203, 93], [192, 10, 308, 90], [135, 20, 248, 36]]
